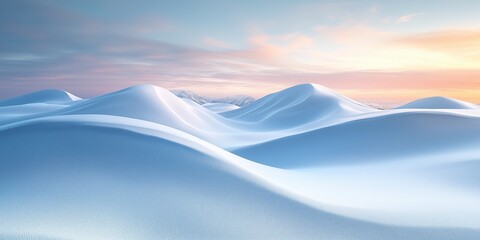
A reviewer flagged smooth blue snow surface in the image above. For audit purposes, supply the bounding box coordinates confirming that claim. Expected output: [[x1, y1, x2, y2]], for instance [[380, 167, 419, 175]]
[[397, 96, 480, 110], [0, 89, 81, 107], [1, 84, 480, 239], [233, 111, 480, 168]]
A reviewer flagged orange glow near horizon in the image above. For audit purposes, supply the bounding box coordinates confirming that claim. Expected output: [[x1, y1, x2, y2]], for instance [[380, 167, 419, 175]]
[[182, 69, 480, 105], [1, 1, 480, 105], [338, 88, 480, 106]]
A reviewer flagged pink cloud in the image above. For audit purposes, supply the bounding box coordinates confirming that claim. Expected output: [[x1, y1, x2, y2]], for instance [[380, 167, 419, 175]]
[[396, 12, 423, 23]]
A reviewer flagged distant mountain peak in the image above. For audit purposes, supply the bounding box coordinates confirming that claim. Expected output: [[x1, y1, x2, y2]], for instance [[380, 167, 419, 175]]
[[171, 89, 255, 107]]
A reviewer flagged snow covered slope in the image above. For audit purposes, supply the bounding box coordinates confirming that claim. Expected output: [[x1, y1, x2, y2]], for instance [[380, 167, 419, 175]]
[[0, 84, 377, 148], [52, 85, 242, 144], [233, 111, 480, 168], [37, 84, 372, 148], [1, 115, 479, 240], [221, 83, 375, 128], [397, 96, 479, 110], [0, 90, 82, 125], [0, 89, 81, 107], [2, 83, 480, 239]]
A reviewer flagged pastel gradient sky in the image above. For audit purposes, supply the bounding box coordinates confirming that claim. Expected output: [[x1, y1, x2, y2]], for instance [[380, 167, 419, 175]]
[[1, 0, 480, 104]]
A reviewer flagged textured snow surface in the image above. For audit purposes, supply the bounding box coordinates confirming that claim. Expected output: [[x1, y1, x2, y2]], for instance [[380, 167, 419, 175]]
[[1, 84, 480, 240]]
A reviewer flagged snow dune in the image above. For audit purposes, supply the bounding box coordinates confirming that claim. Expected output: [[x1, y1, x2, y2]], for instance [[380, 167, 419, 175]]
[[222, 83, 375, 128], [0, 89, 81, 107], [1, 83, 480, 239], [233, 111, 480, 168], [49, 84, 246, 145], [1, 115, 479, 240], [0, 90, 82, 125], [0, 84, 372, 148], [397, 96, 480, 110]]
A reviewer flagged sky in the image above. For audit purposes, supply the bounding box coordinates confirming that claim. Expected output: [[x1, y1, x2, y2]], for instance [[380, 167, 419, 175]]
[[1, 0, 480, 104]]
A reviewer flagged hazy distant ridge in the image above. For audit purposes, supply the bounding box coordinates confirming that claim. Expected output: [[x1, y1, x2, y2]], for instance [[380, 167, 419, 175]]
[[171, 89, 255, 107]]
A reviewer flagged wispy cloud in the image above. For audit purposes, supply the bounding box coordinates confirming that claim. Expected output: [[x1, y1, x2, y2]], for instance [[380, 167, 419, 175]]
[[396, 12, 423, 23], [1, 0, 480, 104], [210, 69, 480, 103], [390, 29, 480, 64], [315, 24, 390, 43], [392, 29, 480, 50], [203, 37, 230, 49]]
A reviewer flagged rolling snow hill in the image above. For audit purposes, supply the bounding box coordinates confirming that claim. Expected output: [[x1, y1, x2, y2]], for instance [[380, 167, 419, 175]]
[[233, 111, 480, 168], [1, 83, 480, 239], [397, 96, 480, 110], [2, 115, 480, 239], [0, 89, 81, 107], [221, 83, 376, 128]]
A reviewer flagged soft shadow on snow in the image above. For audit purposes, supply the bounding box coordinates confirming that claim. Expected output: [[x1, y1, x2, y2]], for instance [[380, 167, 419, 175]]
[[1, 84, 480, 239]]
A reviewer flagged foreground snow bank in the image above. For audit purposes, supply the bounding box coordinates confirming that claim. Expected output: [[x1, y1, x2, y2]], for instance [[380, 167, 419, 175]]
[[1, 115, 479, 240]]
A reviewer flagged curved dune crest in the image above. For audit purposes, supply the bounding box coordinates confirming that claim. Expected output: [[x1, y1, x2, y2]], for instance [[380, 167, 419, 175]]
[[0, 89, 81, 107], [397, 96, 479, 110], [233, 111, 480, 168], [1, 116, 479, 239], [53, 84, 241, 142], [221, 83, 375, 128]]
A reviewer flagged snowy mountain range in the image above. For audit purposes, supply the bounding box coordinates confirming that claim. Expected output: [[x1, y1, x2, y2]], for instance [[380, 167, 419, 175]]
[[1, 83, 480, 240], [171, 89, 255, 107]]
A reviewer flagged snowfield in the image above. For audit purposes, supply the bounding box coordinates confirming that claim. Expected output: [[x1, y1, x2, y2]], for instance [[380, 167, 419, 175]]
[[1, 83, 480, 239]]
